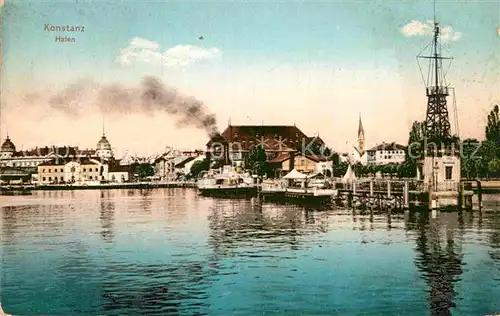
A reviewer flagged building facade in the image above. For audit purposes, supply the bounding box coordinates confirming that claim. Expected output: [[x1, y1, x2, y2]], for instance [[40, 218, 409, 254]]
[[154, 150, 206, 181], [206, 124, 327, 167], [366, 142, 407, 165], [37, 158, 108, 185], [269, 153, 332, 176], [0, 131, 113, 169]]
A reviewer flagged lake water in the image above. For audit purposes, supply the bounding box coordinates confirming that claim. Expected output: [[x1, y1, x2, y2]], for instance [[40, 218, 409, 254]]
[[1, 188, 499, 315]]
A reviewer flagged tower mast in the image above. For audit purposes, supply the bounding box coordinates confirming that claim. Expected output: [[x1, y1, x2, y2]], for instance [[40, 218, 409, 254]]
[[419, 17, 453, 150]]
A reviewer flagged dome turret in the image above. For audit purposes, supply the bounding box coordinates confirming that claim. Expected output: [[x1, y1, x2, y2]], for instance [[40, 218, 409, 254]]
[[97, 135, 111, 151], [96, 132, 113, 159], [1, 136, 16, 152]]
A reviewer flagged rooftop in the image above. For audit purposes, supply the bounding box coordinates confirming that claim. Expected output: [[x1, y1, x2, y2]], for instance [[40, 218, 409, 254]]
[[207, 125, 325, 152], [367, 142, 407, 152]]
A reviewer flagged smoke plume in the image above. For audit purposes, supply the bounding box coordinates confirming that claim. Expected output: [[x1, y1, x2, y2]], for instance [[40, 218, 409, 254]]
[[48, 76, 219, 137]]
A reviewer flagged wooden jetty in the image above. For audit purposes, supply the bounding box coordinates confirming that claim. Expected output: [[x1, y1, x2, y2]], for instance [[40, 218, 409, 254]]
[[334, 179, 474, 211]]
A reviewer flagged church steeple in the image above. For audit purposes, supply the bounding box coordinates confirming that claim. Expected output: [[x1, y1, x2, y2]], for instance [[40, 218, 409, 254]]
[[357, 113, 365, 156], [358, 113, 364, 137]]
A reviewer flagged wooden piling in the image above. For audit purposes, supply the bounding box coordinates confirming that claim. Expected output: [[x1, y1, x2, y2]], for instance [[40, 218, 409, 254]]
[[476, 179, 482, 210], [403, 181, 409, 208]]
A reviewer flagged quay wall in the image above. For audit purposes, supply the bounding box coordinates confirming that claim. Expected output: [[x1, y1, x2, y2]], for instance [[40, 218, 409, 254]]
[[1, 182, 197, 191]]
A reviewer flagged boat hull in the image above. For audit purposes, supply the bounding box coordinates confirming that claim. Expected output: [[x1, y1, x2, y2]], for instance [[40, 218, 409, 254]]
[[198, 186, 258, 198]]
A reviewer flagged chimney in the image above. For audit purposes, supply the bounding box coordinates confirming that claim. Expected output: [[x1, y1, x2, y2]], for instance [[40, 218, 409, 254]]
[[289, 151, 295, 171], [223, 141, 230, 165]]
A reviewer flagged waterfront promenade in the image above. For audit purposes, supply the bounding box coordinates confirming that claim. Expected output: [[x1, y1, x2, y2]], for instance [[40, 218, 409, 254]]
[[0, 181, 197, 193]]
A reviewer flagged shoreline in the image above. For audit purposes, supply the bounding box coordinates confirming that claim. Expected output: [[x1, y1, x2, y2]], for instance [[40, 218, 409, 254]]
[[1, 181, 197, 192]]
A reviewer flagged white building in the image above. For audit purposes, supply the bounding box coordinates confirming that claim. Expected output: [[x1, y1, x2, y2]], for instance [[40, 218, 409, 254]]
[[0, 130, 113, 169], [37, 158, 107, 185], [366, 142, 407, 165]]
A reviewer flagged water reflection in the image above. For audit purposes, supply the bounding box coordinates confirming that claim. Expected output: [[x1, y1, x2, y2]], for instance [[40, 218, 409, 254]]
[[99, 191, 115, 243], [207, 199, 330, 258], [407, 211, 465, 316]]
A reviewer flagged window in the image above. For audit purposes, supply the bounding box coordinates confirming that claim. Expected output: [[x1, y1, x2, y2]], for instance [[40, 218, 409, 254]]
[[43, 169, 45, 173], [89, 176, 93, 180], [43, 177, 46, 181], [83, 168, 86, 172], [48, 177, 52, 181], [60, 169, 64, 172], [445, 166, 453, 180]]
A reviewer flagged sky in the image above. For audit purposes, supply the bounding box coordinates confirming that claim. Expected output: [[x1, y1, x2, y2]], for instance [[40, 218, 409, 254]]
[[1, 0, 499, 157]]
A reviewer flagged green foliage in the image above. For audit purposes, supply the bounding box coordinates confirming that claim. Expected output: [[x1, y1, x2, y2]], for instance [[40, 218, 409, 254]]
[[344, 163, 415, 179], [188, 158, 210, 179], [488, 158, 500, 175], [407, 121, 426, 161], [245, 146, 271, 177], [134, 163, 155, 180], [486, 104, 500, 144], [475, 159, 488, 178], [332, 161, 348, 177]]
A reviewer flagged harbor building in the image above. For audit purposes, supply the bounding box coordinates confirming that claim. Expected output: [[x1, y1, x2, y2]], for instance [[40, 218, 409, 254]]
[[206, 124, 328, 168]]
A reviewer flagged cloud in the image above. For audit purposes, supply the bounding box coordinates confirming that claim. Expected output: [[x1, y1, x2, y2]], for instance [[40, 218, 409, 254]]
[[118, 37, 223, 67], [401, 20, 462, 41]]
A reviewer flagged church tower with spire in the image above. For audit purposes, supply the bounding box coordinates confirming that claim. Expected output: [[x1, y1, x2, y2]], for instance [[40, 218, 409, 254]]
[[357, 114, 365, 157]]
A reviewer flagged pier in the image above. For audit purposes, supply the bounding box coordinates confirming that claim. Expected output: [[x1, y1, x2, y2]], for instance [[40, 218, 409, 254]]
[[334, 179, 474, 211], [257, 178, 475, 211]]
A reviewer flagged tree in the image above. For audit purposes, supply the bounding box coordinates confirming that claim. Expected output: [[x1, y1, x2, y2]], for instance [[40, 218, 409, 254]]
[[475, 159, 488, 179], [406, 121, 426, 177], [488, 158, 500, 177], [461, 138, 481, 179], [407, 121, 426, 161], [134, 163, 155, 180], [333, 161, 348, 177], [244, 145, 271, 177], [462, 157, 476, 179], [485, 104, 500, 145], [188, 158, 210, 179]]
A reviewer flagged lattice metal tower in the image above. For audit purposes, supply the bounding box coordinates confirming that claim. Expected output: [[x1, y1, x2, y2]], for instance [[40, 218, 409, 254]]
[[417, 21, 453, 146]]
